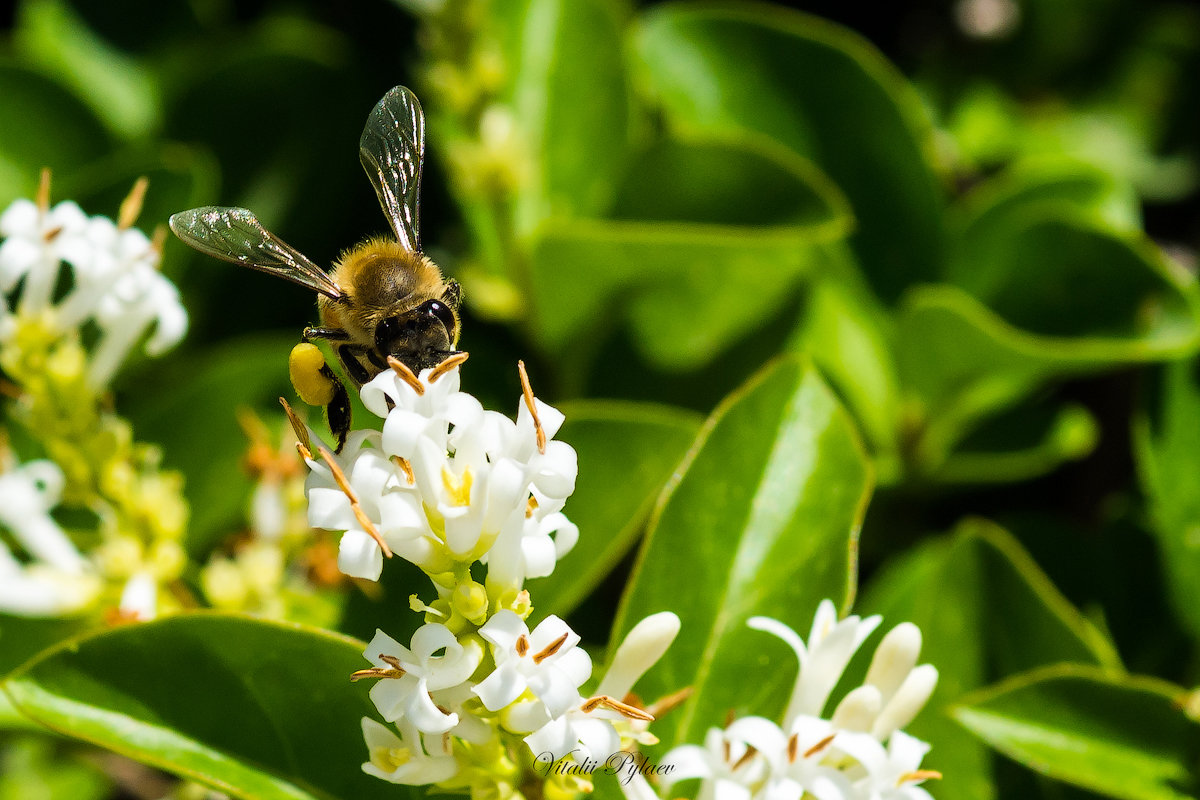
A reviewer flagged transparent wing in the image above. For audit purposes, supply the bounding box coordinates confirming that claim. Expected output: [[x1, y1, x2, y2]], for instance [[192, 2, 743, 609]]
[[359, 85, 425, 253], [169, 206, 342, 300]]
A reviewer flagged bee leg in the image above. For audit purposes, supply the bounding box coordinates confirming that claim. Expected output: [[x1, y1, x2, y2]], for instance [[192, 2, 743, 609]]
[[303, 326, 350, 342], [326, 376, 351, 453], [335, 344, 372, 386]]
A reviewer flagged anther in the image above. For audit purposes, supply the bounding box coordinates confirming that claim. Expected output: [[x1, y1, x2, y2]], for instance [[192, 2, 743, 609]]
[[803, 733, 836, 759], [898, 770, 942, 785], [515, 634, 530, 657], [644, 687, 693, 719], [42, 226, 63, 243], [118, 177, 149, 230], [525, 495, 538, 518], [36, 167, 51, 214], [279, 397, 312, 455], [580, 695, 654, 721], [150, 224, 169, 259], [730, 745, 758, 772], [387, 356, 425, 395], [518, 360, 546, 454], [317, 446, 393, 558], [532, 632, 569, 663], [391, 455, 415, 485], [430, 351, 469, 382], [787, 733, 799, 763]]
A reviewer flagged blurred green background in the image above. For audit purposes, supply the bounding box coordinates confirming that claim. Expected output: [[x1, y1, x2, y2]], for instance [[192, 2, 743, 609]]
[[3, 0, 1200, 797]]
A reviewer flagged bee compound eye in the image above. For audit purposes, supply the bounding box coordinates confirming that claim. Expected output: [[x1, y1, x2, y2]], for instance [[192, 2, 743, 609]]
[[422, 300, 457, 336], [374, 316, 403, 352]]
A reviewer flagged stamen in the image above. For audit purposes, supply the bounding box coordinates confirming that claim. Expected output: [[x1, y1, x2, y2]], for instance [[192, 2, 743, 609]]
[[118, 177, 149, 230], [898, 770, 942, 785], [644, 686, 694, 719], [42, 226, 63, 243], [515, 634, 530, 657], [150, 224, 169, 258], [803, 733, 837, 759], [387, 356, 425, 395], [430, 351, 469, 382], [787, 733, 799, 763], [317, 446, 392, 558], [36, 167, 50, 214], [532, 632, 569, 663], [730, 745, 758, 772], [279, 397, 312, 456], [724, 709, 737, 728], [518, 360, 546, 454], [349, 653, 408, 682], [379, 654, 404, 669], [722, 740, 731, 763], [525, 495, 538, 518], [580, 695, 655, 721], [391, 455, 415, 485], [295, 440, 313, 462]]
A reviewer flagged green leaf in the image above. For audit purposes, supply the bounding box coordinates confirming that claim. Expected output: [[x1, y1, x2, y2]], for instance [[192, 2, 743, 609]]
[[14, 0, 161, 140], [118, 334, 299, 556], [528, 400, 702, 617], [954, 665, 1200, 800], [1134, 359, 1200, 639], [633, 2, 944, 303], [860, 519, 1122, 800], [0, 735, 111, 800], [611, 356, 872, 747], [3, 613, 408, 800]]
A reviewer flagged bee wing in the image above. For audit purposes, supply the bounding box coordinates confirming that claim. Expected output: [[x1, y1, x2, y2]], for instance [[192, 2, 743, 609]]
[[359, 85, 425, 253], [169, 206, 342, 300]]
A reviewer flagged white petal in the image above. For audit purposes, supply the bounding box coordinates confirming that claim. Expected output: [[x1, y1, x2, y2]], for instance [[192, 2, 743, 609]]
[[597, 612, 681, 699], [338, 530, 383, 581], [872, 665, 938, 741], [472, 661, 526, 711], [478, 608, 526, 651]]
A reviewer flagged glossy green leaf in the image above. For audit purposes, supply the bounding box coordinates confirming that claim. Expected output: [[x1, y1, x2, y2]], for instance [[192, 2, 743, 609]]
[[634, 2, 944, 302], [118, 334, 298, 556], [3, 614, 408, 800], [611, 356, 872, 747], [955, 666, 1200, 800], [1134, 359, 1200, 639], [0, 735, 111, 800], [528, 400, 702, 617], [860, 519, 1121, 800], [14, 0, 161, 140]]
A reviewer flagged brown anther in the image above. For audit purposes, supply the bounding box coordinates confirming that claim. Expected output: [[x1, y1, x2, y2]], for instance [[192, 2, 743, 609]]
[[36, 168, 51, 214], [295, 440, 313, 462], [722, 740, 731, 763], [430, 351, 469, 382], [279, 397, 312, 455], [724, 709, 737, 728], [379, 654, 404, 669], [525, 494, 538, 518], [350, 665, 407, 682], [803, 733, 837, 760], [42, 226, 63, 243], [436, 704, 451, 715], [532, 631, 569, 664], [517, 360, 546, 454], [317, 445, 392, 558], [580, 695, 655, 722], [644, 686, 694, 719], [730, 745, 758, 772], [150, 224, 169, 258], [787, 733, 799, 763], [387, 355, 425, 395], [118, 177, 149, 230], [515, 634, 530, 657], [391, 455, 415, 485], [898, 770, 942, 785]]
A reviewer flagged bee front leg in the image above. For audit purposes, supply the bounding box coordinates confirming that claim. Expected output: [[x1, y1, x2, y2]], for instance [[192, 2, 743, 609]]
[[326, 379, 351, 453]]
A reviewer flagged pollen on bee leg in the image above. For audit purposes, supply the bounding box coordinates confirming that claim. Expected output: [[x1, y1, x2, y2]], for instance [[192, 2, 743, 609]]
[[517, 360, 546, 454], [118, 176, 149, 230], [36, 167, 51, 214], [278, 397, 313, 457], [387, 355, 425, 395], [317, 445, 393, 559], [429, 351, 469, 382]]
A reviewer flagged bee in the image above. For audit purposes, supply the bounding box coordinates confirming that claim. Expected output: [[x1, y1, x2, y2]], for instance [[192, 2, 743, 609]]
[[169, 86, 461, 451]]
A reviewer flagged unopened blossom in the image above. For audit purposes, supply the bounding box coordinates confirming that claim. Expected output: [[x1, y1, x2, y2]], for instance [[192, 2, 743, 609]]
[[361, 716, 460, 785]]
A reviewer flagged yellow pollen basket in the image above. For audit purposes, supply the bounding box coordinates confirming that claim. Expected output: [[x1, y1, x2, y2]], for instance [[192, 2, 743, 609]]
[[289, 343, 336, 406]]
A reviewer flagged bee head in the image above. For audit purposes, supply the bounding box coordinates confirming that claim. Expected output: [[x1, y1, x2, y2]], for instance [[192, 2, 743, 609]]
[[375, 299, 459, 370]]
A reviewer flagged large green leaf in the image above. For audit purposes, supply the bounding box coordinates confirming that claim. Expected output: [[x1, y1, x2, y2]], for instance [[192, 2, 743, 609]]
[[633, 2, 945, 303], [3, 614, 407, 800], [1134, 359, 1200, 639], [611, 356, 872, 747], [860, 519, 1122, 800], [955, 666, 1200, 800], [528, 400, 702, 618]]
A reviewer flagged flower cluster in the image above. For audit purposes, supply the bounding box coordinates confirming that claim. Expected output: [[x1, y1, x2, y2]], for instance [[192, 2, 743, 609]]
[[295, 357, 678, 797], [0, 173, 190, 621], [636, 602, 940, 800]]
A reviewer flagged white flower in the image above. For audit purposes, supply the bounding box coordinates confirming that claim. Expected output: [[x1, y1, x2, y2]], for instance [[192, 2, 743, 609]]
[[0, 198, 87, 314], [474, 611, 591, 725], [361, 716, 460, 785], [834, 730, 939, 800], [360, 624, 484, 734], [832, 623, 938, 742], [117, 571, 158, 621], [661, 717, 783, 800], [749, 601, 883, 723]]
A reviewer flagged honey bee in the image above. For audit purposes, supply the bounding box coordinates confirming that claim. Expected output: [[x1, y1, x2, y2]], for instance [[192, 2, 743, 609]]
[[169, 86, 460, 451]]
